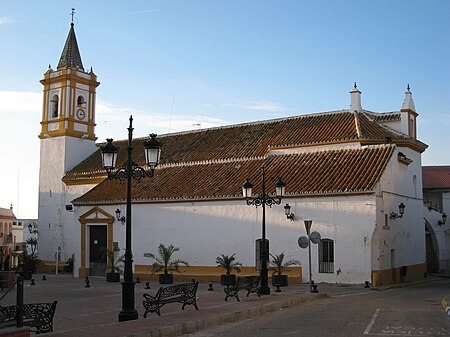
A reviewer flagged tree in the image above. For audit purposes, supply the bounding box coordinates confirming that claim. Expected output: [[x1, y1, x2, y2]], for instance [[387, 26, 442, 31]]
[[26, 237, 38, 258]]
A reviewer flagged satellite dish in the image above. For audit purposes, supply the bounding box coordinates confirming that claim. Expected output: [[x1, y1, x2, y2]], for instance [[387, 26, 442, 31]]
[[310, 231, 321, 244], [298, 236, 309, 249]]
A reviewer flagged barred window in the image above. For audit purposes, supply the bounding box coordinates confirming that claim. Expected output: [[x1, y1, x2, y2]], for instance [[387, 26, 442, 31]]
[[319, 239, 334, 273]]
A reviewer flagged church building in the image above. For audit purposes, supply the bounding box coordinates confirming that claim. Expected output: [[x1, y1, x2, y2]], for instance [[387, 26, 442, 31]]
[[38, 22, 446, 286]]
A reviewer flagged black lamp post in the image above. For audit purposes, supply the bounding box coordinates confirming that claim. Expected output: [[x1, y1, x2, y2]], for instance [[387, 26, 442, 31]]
[[242, 165, 285, 295], [101, 115, 161, 322]]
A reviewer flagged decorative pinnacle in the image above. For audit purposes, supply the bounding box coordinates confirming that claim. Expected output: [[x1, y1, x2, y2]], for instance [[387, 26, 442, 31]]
[[71, 8, 75, 24], [354, 82, 357, 89], [407, 83, 410, 92]]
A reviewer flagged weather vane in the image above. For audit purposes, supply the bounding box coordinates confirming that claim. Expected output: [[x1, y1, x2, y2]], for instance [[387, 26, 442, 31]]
[[71, 8, 75, 24]]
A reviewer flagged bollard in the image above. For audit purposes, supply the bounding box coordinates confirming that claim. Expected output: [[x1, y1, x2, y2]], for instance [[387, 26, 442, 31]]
[[85, 276, 90, 288], [30, 279, 35, 286], [145, 282, 151, 290], [42, 275, 47, 281], [364, 281, 370, 288], [136, 277, 140, 283], [275, 284, 281, 293], [312, 284, 318, 293], [208, 283, 214, 291]]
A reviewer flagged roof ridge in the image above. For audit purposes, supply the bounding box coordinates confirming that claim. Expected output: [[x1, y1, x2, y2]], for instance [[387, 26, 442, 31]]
[[107, 109, 352, 142]]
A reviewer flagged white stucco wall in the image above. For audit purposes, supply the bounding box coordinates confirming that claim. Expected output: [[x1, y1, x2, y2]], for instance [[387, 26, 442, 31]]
[[372, 145, 425, 273], [74, 193, 376, 284], [38, 136, 97, 262]]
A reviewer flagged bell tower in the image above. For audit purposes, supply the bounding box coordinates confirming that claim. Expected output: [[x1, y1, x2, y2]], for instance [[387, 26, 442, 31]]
[[38, 19, 100, 262], [39, 22, 99, 142]]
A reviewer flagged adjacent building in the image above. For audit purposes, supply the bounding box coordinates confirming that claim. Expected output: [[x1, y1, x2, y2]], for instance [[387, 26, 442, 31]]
[[422, 166, 450, 275]]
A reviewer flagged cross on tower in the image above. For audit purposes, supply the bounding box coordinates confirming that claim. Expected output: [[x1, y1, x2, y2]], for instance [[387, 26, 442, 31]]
[[71, 8, 75, 23]]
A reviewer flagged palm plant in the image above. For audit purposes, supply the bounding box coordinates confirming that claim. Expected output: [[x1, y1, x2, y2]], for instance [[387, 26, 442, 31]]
[[144, 244, 189, 275], [106, 247, 124, 274], [216, 254, 242, 275], [269, 252, 300, 276]]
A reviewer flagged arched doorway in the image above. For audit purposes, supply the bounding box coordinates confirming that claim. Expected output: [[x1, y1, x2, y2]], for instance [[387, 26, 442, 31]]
[[425, 220, 438, 273]]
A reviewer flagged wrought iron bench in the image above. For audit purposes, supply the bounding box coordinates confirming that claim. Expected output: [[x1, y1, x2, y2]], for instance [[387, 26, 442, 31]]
[[0, 301, 57, 334], [224, 275, 261, 301], [143, 281, 199, 317]]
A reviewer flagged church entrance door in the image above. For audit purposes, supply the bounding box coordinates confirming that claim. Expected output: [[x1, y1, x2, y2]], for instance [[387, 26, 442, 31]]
[[89, 225, 107, 276]]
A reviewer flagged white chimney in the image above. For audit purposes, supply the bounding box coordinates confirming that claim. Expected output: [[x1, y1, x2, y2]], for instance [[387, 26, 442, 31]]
[[350, 82, 362, 112]]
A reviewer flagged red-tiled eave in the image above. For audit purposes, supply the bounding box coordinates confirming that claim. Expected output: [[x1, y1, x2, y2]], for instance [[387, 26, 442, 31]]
[[422, 166, 450, 189], [73, 145, 394, 204]]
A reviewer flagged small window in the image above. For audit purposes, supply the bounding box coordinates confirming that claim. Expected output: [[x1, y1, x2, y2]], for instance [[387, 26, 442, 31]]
[[77, 95, 86, 107], [51, 94, 59, 118], [319, 239, 334, 273]]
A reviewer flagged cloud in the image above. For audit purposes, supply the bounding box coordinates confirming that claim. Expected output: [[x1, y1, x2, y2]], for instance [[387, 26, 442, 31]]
[[0, 91, 41, 113], [0, 16, 15, 25], [223, 101, 286, 113], [96, 100, 226, 139]]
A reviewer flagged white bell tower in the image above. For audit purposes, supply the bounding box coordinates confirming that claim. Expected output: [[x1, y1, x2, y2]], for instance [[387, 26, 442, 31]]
[[38, 20, 100, 261]]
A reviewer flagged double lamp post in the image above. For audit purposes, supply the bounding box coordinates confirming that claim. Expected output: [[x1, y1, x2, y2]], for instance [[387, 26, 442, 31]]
[[242, 166, 286, 295], [101, 115, 162, 322]]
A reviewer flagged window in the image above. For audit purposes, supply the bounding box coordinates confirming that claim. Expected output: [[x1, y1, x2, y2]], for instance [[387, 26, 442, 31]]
[[319, 239, 334, 273], [77, 95, 86, 107], [51, 94, 59, 117]]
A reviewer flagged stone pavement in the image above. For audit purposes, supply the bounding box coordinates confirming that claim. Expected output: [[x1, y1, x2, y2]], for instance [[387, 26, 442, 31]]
[[0, 274, 381, 337]]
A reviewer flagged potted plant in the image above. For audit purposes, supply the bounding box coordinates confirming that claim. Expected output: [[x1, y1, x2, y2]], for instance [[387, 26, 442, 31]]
[[216, 253, 242, 285], [105, 247, 124, 282], [144, 244, 189, 284], [20, 238, 40, 279], [270, 252, 300, 287]]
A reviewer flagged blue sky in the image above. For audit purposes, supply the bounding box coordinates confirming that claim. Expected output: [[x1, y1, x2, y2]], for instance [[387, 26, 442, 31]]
[[0, 1, 449, 218]]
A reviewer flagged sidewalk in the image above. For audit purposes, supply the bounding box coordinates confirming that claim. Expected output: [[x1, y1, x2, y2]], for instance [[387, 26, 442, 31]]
[[0, 274, 380, 337]]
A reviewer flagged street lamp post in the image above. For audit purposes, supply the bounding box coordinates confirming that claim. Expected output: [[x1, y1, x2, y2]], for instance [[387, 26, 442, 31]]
[[101, 115, 162, 322], [242, 165, 286, 295]]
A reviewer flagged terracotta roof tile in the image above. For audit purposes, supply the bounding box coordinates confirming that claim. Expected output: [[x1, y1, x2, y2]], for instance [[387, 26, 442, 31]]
[[64, 110, 420, 184], [73, 145, 394, 204], [422, 166, 450, 189]]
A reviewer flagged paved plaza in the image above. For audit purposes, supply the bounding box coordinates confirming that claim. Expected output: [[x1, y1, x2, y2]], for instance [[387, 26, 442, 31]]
[[0, 273, 384, 337]]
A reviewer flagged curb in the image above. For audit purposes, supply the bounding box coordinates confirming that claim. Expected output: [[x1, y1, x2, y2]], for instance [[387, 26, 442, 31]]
[[384, 277, 446, 290], [132, 293, 328, 337]]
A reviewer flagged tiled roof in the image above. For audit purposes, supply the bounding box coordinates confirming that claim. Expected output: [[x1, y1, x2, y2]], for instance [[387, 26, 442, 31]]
[[57, 23, 84, 71], [73, 145, 394, 204], [0, 207, 14, 219], [364, 111, 401, 123], [422, 166, 450, 189], [63, 110, 424, 184]]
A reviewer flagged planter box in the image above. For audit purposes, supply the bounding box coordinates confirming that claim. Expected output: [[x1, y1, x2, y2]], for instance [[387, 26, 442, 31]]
[[106, 272, 120, 282], [220, 274, 236, 286], [159, 273, 174, 284], [272, 275, 288, 287]]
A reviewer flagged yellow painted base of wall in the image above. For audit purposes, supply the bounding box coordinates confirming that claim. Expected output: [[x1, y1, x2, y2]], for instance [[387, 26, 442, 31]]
[[134, 265, 303, 284], [371, 263, 426, 286]]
